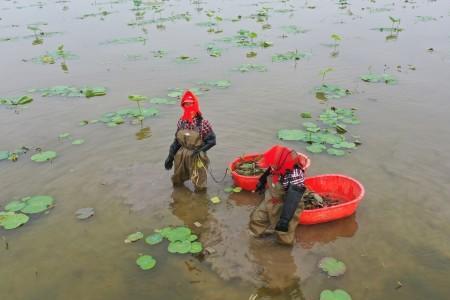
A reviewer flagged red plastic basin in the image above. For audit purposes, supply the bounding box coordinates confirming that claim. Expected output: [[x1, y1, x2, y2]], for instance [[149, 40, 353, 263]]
[[299, 174, 365, 225], [229, 152, 311, 192]]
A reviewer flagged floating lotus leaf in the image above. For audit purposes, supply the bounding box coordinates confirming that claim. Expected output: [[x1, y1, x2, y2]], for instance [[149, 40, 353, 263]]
[[233, 64, 267, 73], [224, 187, 234, 193], [272, 51, 311, 62], [360, 73, 397, 85], [145, 233, 163, 245], [190, 242, 203, 254], [149, 97, 176, 104], [0, 95, 33, 106], [306, 143, 326, 153], [166, 226, 191, 242], [136, 255, 156, 270], [75, 207, 94, 220], [128, 95, 147, 101], [210, 196, 221, 204], [342, 117, 360, 125], [5, 200, 26, 212], [31, 151, 57, 162], [315, 84, 351, 100], [206, 44, 222, 57], [327, 148, 346, 156], [319, 257, 347, 276], [233, 187, 242, 193], [101, 36, 147, 45], [175, 55, 198, 63], [0, 151, 10, 161], [157, 226, 174, 238], [281, 25, 309, 34], [301, 112, 312, 118], [21, 195, 54, 214], [320, 289, 352, 300], [277, 129, 307, 141], [30, 86, 106, 98], [0, 212, 29, 230], [72, 139, 84, 145], [84, 87, 106, 98], [198, 80, 231, 89], [59, 133, 70, 139], [124, 231, 144, 243], [333, 141, 356, 149], [168, 240, 191, 254], [188, 234, 198, 242]]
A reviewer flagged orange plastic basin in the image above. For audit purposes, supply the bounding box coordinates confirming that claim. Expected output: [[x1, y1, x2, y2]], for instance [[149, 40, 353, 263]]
[[299, 174, 365, 225], [229, 152, 311, 192]]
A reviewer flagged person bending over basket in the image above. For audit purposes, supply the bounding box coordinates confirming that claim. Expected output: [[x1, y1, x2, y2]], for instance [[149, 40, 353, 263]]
[[249, 145, 307, 246], [164, 90, 216, 192]]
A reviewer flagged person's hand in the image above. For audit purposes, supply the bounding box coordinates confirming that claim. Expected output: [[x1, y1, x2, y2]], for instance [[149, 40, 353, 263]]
[[164, 156, 173, 170], [275, 219, 289, 232], [191, 149, 201, 158]]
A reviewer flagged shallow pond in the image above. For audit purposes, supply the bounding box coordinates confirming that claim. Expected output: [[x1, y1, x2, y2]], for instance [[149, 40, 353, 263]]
[[1, 0, 450, 299]]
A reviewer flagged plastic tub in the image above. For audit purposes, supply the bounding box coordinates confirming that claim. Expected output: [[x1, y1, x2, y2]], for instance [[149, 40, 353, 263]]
[[299, 174, 365, 225], [229, 152, 311, 192]]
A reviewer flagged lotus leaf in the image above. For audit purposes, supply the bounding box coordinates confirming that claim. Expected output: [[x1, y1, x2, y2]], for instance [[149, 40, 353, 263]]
[[0, 95, 33, 106], [75, 207, 94, 220], [233, 64, 267, 73], [59, 133, 70, 139], [40, 55, 55, 64], [84, 88, 106, 98], [333, 141, 356, 149], [277, 129, 307, 141], [320, 289, 352, 300], [0, 212, 29, 230], [246, 51, 257, 58], [190, 242, 203, 254], [315, 84, 351, 99], [260, 41, 273, 48], [198, 80, 231, 89], [72, 139, 85, 145], [188, 234, 198, 242], [281, 25, 308, 34], [233, 187, 242, 193], [149, 97, 176, 104], [360, 73, 397, 85], [145, 233, 163, 245], [0, 151, 10, 161], [166, 226, 191, 242], [157, 226, 174, 238], [136, 255, 156, 270], [31, 151, 57, 162], [336, 124, 347, 134], [342, 117, 360, 125], [206, 44, 222, 57], [272, 51, 311, 62], [168, 240, 191, 254], [30, 86, 107, 98], [306, 143, 326, 153], [210, 196, 221, 204], [175, 55, 198, 63], [224, 187, 234, 193], [5, 200, 26, 212], [124, 231, 144, 243], [319, 257, 347, 276], [301, 112, 312, 118], [128, 95, 147, 101], [21, 195, 54, 214], [327, 148, 346, 156], [323, 133, 343, 145]]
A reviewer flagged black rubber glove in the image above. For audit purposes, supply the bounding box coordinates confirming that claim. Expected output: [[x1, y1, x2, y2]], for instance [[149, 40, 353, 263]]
[[191, 149, 201, 158], [275, 184, 306, 232], [164, 156, 174, 170], [255, 167, 271, 194]]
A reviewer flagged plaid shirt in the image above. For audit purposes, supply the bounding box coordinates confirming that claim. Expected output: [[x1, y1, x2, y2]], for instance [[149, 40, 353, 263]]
[[177, 118, 213, 140], [281, 167, 305, 190]]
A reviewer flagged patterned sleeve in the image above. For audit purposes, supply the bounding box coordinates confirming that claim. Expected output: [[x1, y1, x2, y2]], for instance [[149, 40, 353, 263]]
[[201, 119, 213, 140]]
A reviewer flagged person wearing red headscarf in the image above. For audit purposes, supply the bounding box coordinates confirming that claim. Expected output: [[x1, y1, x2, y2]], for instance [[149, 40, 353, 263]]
[[164, 90, 216, 192], [249, 145, 307, 245]]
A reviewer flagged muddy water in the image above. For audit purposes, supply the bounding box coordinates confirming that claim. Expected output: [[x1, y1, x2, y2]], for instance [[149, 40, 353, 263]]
[[1, 0, 450, 299]]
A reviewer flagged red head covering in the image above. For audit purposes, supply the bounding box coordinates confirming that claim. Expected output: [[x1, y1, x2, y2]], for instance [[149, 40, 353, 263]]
[[259, 145, 302, 183], [180, 90, 201, 122]]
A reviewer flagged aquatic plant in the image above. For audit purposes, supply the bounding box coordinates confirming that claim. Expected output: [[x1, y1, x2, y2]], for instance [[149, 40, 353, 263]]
[[128, 95, 147, 117], [318, 257, 347, 276], [320, 289, 352, 300]]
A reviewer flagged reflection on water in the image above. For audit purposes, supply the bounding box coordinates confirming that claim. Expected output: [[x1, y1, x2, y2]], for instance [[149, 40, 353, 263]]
[[135, 126, 151, 140], [296, 214, 358, 250]]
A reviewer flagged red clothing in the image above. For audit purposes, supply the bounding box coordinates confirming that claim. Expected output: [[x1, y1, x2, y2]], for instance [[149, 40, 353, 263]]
[[180, 90, 200, 122]]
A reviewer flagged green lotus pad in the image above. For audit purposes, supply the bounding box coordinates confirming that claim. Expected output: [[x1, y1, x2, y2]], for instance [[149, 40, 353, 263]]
[[20, 195, 54, 214], [0, 151, 10, 160], [29, 86, 106, 98], [136, 255, 156, 270], [198, 80, 231, 89], [306, 143, 326, 153], [190, 242, 203, 253], [128, 95, 147, 101], [315, 84, 351, 100], [166, 226, 191, 242], [4, 200, 26, 212], [0, 95, 33, 106], [320, 289, 352, 300], [72, 139, 85, 145], [31, 151, 57, 162], [272, 51, 311, 62], [318, 257, 347, 276], [145, 233, 163, 245], [0, 212, 30, 230], [168, 240, 192, 254], [124, 231, 144, 243], [360, 73, 397, 85]]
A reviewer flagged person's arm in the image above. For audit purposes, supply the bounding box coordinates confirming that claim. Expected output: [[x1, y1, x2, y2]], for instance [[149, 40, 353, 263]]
[[193, 119, 216, 155], [164, 131, 181, 170]]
